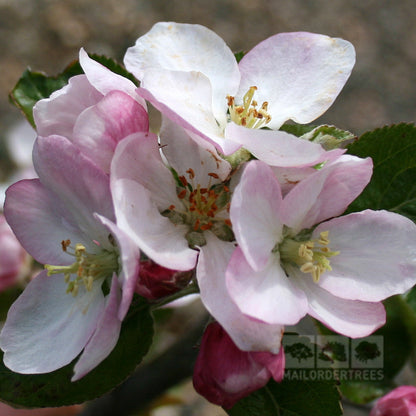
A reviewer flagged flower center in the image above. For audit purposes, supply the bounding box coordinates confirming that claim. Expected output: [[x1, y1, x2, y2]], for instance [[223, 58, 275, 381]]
[[161, 169, 233, 247], [227, 86, 271, 129], [45, 239, 119, 296], [278, 231, 339, 282]]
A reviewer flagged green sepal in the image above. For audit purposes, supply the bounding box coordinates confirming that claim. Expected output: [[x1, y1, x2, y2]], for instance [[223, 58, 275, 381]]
[[0, 297, 153, 408], [280, 123, 355, 150]]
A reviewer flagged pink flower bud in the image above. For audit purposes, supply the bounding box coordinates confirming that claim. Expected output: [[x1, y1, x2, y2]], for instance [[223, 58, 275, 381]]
[[0, 215, 30, 291], [136, 259, 193, 300], [193, 322, 285, 408], [370, 386, 416, 416]]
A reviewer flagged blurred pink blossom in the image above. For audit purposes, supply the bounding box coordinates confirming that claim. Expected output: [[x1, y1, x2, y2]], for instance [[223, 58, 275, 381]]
[[370, 386, 416, 416]]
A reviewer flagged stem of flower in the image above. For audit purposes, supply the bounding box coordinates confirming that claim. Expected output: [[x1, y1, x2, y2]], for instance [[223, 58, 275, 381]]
[[149, 281, 200, 310]]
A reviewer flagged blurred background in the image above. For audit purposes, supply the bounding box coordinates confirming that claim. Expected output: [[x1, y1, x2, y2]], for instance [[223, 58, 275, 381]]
[[1, 0, 415, 415]]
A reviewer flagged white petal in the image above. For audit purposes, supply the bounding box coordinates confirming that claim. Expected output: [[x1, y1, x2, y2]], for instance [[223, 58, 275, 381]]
[[72, 275, 122, 381], [111, 132, 179, 209], [197, 233, 284, 353], [295, 273, 386, 338], [238, 32, 355, 128], [160, 117, 231, 184], [0, 271, 105, 373], [33, 75, 103, 140], [226, 123, 342, 167], [112, 178, 198, 271], [230, 160, 283, 271], [124, 21, 240, 119], [281, 154, 372, 232], [79, 48, 146, 108], [226, 248, 308, 325], [316, 210, 416, 302]]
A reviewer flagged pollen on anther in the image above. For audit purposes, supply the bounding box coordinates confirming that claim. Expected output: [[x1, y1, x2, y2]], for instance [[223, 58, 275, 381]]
[[186, 168, 195, 179], [179, 175, 188, 187], [208, 172, 219, 179], [169, 205, 175, 210], [61, 239, 71, 252], [178, 189, 187, 199]]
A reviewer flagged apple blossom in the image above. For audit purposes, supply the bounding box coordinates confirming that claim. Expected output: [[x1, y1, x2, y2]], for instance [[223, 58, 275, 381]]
[[111, 118, 285, 352], [33, 49, 149, 173], [193, 322, 285, 409], [370, 386, 416, 416], [0, 135, 140, 381], [110, 118, 232, 271], [226, 159, 416, 339], [124, 22, 351, 166]]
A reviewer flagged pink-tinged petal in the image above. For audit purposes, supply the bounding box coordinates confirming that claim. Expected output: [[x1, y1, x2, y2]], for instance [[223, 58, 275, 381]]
[[33, 135, 114, 235], [72, 274, 122, 381], [0, 270, 105, 373], [73, 90, 148, 173], [96, 214, 140, 320], [282, 155, 373, 231], [124, 22, 240, 121], [197, 233, 284, 353], [238, 32, 355, 129], [315, 210, 416, 302], [113, 178, 198, 271], [111, 133, 179, 209], [230, 160, 283, 271], [160, 117, 232, 184], [294, 272, 386, 338], [226, 247, 308, 325], [79, 48, 146, 108], [33, 75, 103, 140], [4, 180, 88, 265], [225, 123, 345, 167]]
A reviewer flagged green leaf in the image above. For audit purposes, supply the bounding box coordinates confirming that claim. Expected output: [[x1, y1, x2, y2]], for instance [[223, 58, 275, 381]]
[[339, 296, 412, 404], [9, 61, 82, 127], [347, 123, 416, 221], [0, 298, 153, 407], [9, 54, 137, 128], [226, 378, 341, 416]]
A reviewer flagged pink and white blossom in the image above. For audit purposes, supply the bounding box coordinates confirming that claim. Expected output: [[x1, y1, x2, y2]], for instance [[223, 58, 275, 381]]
[[193, 322, 285, 409], [0, 135, 140, 380], [124, 22, 352, 165], [33, 49, 149, 173], [226, 159, 416, 339]]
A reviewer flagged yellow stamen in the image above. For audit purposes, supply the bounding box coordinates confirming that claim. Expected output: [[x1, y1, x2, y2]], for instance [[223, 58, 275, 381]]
[[227, 86, 272, 129]]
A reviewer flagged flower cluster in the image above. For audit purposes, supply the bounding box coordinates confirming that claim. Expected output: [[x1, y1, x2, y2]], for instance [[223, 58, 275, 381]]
[[2, 22, 416, 407]]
